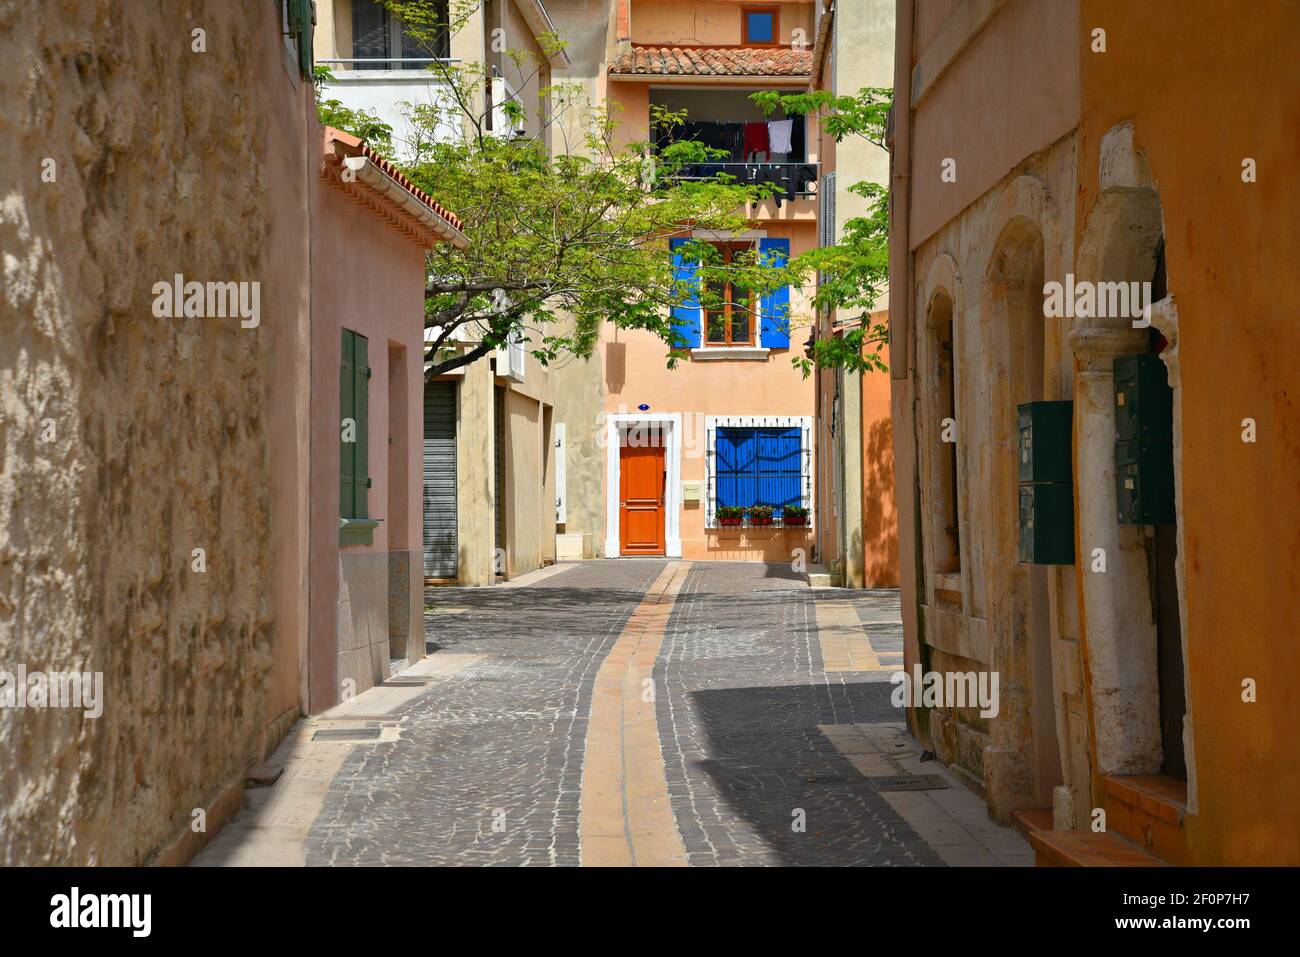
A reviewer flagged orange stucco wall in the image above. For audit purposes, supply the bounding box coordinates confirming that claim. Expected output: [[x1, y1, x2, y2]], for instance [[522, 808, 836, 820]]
[[1078, 0, 1300, 866], [603, 218, 818, 561], [629, 0, 814, 47]]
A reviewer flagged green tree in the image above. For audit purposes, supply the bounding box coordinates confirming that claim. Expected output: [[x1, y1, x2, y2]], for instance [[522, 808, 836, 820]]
[[318, 1, 799, 377], [753, 87, 893, 375]]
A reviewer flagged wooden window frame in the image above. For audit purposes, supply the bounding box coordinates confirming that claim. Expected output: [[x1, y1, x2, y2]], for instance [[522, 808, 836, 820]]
[[703, 243, 756, 347], [741, 6, 781, 47]]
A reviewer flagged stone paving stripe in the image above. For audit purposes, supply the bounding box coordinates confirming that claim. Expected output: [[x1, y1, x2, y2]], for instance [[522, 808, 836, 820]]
[[580, 561, 691, 867], [815, 597, 893, 672]]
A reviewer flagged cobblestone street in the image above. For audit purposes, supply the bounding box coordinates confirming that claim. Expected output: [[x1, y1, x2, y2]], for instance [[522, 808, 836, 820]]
[[198, 561, 1032, 867]]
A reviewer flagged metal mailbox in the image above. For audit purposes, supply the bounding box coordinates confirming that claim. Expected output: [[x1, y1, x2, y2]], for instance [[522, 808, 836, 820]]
[[1017, 401, 1075, 565], [1113, 355, 1176, 525]]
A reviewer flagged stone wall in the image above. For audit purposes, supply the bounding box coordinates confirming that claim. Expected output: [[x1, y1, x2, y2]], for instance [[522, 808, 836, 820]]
[[0, 0, 300, 864]]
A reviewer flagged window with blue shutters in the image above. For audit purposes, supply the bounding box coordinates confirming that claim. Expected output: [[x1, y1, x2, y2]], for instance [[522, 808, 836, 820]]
[[715, 426, 803, 516], [669, 237, 792, 352]]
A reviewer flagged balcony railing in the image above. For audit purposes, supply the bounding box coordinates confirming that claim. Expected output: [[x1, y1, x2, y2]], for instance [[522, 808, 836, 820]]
[[673, 162, 819, 202], [316, 58, 462, 159], [317, 57, 460, 72]]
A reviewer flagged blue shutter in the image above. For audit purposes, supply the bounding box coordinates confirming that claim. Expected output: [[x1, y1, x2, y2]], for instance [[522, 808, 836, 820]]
[[716, 429, 740, 508], [756, 427, 801, 515], [717, 428, 759, 508], [669, 238, 702, 349], [759, 238, 791, 349]]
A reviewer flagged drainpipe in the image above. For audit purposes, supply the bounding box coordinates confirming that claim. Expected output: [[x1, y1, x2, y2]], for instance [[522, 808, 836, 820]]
[[889, 0, 913, 380], [890, 0, 925, 745]]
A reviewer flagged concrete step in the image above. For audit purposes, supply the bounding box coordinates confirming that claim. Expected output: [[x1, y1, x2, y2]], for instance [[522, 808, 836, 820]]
[[805, 563, 833, 587], [1027, 827, 1166, 867], [1103, 773, 1189, 865], [1011, 807, 1053, 840]]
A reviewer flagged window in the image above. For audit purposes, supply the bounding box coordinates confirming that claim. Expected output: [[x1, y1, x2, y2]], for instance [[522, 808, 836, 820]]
[[742, 7, 779, 45], [669, 237, 791, 352], [704, 244, 755, 346], [285, 0, 315, 78], [340, 329, 376, 544], [712, 423, 800, 520], [929, 294, 960, 572], [351, 0, 450, 69]]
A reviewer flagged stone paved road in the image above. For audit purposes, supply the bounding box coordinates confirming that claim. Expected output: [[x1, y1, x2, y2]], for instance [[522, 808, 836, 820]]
[[201, 560, 1032, 867]]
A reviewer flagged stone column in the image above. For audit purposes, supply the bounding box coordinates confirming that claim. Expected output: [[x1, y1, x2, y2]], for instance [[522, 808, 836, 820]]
[[1068, 326, 1163, 790]]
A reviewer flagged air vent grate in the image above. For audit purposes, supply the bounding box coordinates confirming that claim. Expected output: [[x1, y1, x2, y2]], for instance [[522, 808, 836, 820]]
[[866, 774, 950, 792], [312, 727, 382, 742]]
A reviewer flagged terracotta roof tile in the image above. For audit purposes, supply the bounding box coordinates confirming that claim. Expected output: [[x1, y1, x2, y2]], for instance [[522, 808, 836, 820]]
[[610, 45, 813, 78], [322, 127, 464, 231]]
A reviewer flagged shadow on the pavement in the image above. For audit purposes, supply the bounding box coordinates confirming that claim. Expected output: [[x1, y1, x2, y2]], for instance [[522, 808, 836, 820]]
[[424, 585, 655, 651], [678, 680, 942, 866]]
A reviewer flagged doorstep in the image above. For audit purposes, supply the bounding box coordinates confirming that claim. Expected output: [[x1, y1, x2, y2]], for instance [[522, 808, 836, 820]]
[[1027, 827, 1166, 867], [1103, 773, 1190, 865]]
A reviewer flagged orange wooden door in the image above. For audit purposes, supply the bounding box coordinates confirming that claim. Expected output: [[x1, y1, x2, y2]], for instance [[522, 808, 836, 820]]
[[619, 438, 665, 555]]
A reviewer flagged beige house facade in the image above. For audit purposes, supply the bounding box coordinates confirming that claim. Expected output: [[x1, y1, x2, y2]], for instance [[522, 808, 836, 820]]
[[890, 0, 1300, 865]]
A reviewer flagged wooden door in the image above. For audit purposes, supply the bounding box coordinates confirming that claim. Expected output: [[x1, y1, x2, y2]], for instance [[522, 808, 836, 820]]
[[619, 437, 665, 556]]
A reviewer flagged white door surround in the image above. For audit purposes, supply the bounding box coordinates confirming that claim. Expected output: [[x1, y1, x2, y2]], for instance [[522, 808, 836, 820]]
[[604, 413, 683, 558]]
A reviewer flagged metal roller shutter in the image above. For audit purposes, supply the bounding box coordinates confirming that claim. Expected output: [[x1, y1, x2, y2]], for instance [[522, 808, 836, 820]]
[[423, 381, 457, 578]]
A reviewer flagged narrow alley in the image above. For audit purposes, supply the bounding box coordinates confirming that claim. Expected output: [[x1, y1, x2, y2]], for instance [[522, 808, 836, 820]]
[[197, 562, 1031, 867]]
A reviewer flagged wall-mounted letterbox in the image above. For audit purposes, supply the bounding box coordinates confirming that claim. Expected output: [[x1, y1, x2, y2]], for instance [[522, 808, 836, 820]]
[[1113, 354, 1175, 525], [1018, 400, 1074, 483], [1017, 400, 1075, 565], [1018, 482, 1075, 565], [1114, 353, 1173, 443]]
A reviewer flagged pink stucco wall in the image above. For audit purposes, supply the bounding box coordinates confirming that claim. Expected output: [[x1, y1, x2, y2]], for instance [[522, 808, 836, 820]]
[[307, 159, 430, 712]]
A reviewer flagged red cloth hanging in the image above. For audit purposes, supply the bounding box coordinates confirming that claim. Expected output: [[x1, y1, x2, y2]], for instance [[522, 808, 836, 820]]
[[743, 122, 769, 160]]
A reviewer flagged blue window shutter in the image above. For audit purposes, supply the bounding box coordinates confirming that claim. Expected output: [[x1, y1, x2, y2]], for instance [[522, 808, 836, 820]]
[[759, 238, 791, 349], [717, 429, 739, 508], [755, 427, 801, 515], [669, 238, 701, 349], [717, 428, 762, 508]]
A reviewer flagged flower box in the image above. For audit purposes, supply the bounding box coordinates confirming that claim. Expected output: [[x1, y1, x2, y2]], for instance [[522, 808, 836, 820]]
[[719, 517, 743, 527], [782, 516, 807, 526]]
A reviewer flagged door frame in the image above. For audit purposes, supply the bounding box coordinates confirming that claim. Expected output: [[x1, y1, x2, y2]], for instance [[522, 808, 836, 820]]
[[605, 413, 682, 558]]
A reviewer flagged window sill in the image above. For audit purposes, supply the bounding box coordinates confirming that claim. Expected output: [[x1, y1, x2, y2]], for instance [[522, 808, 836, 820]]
[[710, 521, 811, 532], [691, 347, 770, 361], [340, 517, 381, 547]]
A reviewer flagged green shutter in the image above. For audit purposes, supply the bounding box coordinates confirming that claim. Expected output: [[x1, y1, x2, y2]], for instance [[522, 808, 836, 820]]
[[290, 0, 315, 78], [353, 332, 370, 519], [340, 330, 356, 519]]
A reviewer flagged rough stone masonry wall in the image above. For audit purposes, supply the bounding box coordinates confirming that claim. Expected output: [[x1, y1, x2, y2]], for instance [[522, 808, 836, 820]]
[[0, 0, 276, 863]]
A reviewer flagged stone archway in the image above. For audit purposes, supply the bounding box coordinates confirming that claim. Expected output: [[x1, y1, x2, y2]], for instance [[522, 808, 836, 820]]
[[1070, 123, 1195, 814], [979, 211, 1066, 816]]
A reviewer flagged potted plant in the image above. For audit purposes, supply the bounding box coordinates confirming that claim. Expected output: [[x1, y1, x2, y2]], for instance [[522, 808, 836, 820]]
[[717, 505, 745, 527], [782, 505, 808, 526], [749, 505, 775, 526]]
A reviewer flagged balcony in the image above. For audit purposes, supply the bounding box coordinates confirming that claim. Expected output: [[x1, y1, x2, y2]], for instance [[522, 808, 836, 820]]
[[316, 57, 462, 159], [674, 161, 819, 203]]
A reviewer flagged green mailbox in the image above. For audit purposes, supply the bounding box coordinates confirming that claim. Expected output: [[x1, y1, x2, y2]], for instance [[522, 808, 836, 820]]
[[1113, 355, 1175, 525], [1017, 400, 1075, 565], [1018, 400, 1074, 483], [1018, 483, 1075, 565]]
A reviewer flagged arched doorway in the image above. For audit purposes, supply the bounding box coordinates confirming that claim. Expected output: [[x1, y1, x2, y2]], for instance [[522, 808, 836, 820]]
[[983, 217, 1065, 811], [1071, 124, 1191, 802]]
